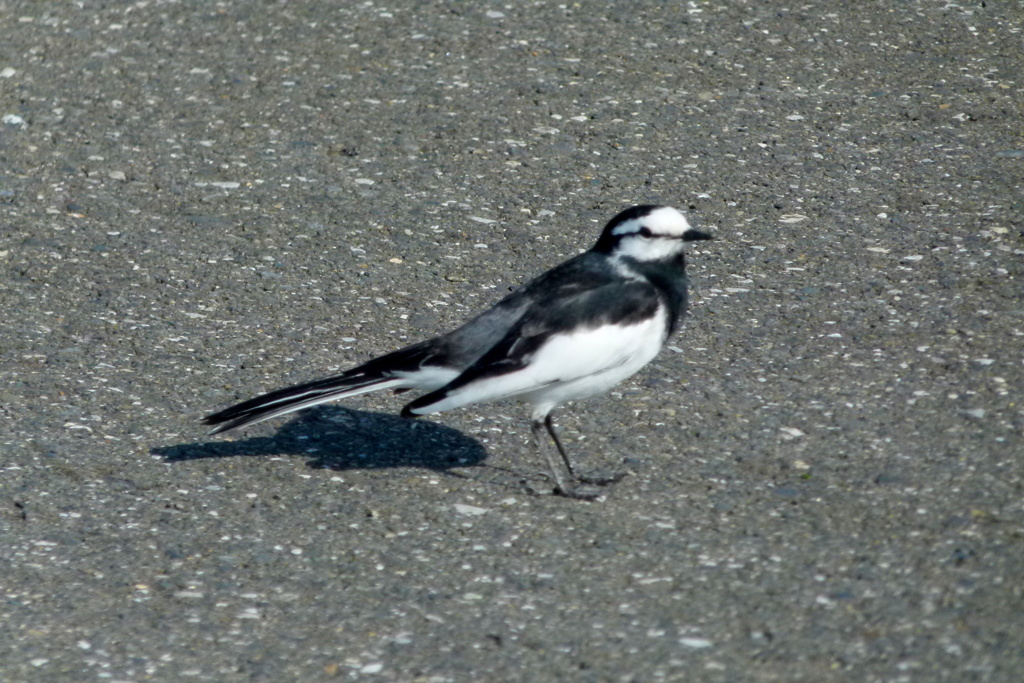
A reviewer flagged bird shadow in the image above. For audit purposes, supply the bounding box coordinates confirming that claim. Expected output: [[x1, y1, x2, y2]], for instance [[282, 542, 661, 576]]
[[152, 405, 489, 474]]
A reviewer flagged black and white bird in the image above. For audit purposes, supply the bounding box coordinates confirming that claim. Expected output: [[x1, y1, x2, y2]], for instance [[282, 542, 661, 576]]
[[204, 205, 712, 498]]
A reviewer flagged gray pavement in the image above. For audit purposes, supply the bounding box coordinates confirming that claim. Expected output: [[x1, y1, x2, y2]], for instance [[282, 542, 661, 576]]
[[2, 1, 1022, 681]]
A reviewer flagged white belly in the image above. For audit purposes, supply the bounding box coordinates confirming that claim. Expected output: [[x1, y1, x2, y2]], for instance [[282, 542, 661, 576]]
[[413, 305, 670, 418], [520, 314, 666, 417]]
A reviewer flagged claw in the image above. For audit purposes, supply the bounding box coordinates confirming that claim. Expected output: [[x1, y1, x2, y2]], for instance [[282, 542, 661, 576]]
[[553, 484, 604, 502], [576, 471, 628, 487]]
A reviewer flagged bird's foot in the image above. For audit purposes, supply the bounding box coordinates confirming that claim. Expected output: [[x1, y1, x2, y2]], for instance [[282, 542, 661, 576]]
[[520, 478, 603, 501], [574, 471, 629, 487], [555, 471, 628, 500], [553, 484, 605, 501], [522, 470, 627, 501], [552, 471, 629, 500]]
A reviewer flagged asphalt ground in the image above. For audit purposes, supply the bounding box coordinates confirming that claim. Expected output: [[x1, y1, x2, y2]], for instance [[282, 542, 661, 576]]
[[1, 1, 1022, 681]]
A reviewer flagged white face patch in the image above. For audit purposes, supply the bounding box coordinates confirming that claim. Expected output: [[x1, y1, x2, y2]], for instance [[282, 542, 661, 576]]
[[608, 206, 695, 262], [610, 206, 691, 238], [612, 233, 686, 261]]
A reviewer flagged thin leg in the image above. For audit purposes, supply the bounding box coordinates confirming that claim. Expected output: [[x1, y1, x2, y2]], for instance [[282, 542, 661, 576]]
[[531, 419, 572, 495], [544, 414, 578, 479], [545, 413, 628, 489]]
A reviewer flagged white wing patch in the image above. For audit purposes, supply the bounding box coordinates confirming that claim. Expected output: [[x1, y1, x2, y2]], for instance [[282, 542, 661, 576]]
[[392, 365, 460, 390]]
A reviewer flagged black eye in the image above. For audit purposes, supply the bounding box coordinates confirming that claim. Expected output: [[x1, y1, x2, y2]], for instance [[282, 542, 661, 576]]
[[638, 227, 653, 238]]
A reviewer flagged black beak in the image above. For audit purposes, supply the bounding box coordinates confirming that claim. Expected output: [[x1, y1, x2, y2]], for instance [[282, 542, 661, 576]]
[[682, 229, 714, 242]]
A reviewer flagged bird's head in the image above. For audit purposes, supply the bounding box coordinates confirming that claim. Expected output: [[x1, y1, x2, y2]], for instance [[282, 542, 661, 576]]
[[593, 205, 713, 262]]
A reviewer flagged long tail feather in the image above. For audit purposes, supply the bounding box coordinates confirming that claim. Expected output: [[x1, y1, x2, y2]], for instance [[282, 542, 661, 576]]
[[203, 372, 403, 434]]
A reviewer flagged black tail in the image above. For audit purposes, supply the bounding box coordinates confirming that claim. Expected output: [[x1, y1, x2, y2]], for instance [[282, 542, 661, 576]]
[[203, 340, 443, 434], [203, 371, 402, 434]]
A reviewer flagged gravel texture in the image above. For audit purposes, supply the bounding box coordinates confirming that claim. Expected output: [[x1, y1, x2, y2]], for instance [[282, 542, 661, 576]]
[[2, 1, 1022, 681]]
